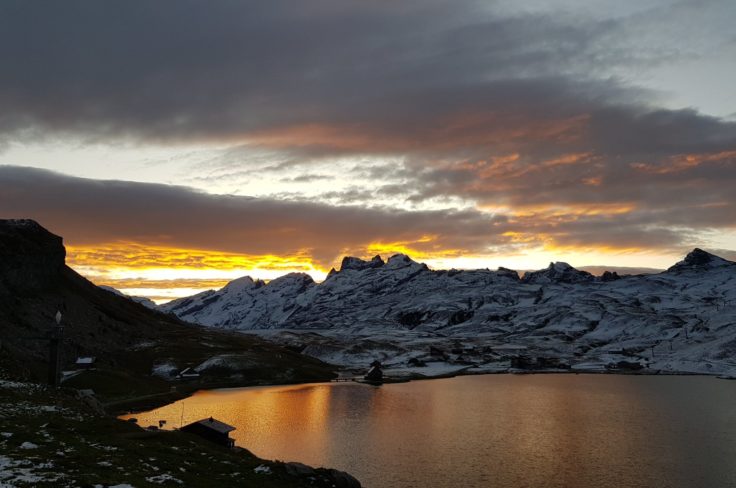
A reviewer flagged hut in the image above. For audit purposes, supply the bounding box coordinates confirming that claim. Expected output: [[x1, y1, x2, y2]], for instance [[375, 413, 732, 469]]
[[75, 357, 96, 369], [181, 417, 236, 447]]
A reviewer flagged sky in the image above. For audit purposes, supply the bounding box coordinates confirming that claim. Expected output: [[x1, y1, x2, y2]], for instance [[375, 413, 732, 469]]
[[1, 0, 735, 302]]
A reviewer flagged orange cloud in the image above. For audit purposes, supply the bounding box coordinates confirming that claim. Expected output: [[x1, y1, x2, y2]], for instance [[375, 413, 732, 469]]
[[243, 113, 589, 154], [509, 203, 636, 219], [67, 242, 324, 272], [67, 243, 331, 302], [631, 150, 736, 174], [363, 235, 466, 262]]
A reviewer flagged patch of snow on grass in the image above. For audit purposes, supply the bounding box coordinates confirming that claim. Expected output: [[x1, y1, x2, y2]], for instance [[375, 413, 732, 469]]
[[253, 464, 272, 474], [152, 362, 178, 379], [0, 380, 40, 391], [0, 454, 62, 485], [146, 473, 184, 484]]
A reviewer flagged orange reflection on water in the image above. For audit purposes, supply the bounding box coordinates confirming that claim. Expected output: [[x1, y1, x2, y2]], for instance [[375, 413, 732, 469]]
[[120, 383, 334, 461]]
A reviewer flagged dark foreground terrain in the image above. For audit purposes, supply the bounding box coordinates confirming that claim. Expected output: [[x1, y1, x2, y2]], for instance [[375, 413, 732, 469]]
[[0, 220, 359, 487], [0, 378, 360, 487]]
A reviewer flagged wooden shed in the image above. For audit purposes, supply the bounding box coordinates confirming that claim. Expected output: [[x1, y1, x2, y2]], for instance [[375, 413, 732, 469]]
[[181, 417, 236, 447]]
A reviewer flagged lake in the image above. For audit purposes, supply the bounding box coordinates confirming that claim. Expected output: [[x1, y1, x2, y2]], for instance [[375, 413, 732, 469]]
[[122, 375, 736, 488]]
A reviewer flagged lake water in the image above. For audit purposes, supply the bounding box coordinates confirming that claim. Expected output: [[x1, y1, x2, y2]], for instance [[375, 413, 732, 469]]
[[122, 375, 736, 488]]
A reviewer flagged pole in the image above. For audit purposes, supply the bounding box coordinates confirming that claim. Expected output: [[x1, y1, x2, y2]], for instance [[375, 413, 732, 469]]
[[48, 311, 63, 387]]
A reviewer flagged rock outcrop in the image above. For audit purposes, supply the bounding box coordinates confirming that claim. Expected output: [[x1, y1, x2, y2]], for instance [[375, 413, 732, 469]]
[[0, 219, 65, 293], [521, 262, 594, 285]]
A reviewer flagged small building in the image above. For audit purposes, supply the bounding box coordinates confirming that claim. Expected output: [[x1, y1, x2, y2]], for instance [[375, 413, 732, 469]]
[[177, 367, 200, 380], [181, 417, 236, 447], [75, 357, 96, 369]]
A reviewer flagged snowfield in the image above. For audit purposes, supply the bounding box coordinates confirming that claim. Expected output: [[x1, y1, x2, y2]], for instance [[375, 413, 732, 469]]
[[157, 249, 736, 376]]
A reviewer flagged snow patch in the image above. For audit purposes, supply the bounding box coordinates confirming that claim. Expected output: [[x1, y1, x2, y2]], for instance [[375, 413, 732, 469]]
[[146, 474, 184, 484], [152, 362, 178, 379], [253, 464, 272, 475]]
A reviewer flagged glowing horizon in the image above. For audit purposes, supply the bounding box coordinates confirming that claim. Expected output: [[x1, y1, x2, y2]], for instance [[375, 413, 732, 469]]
[[66, 241, 687, 303]]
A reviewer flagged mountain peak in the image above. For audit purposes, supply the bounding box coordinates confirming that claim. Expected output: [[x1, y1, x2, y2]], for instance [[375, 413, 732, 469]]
[[270, 272, 315, 286], [668, 248, 734, 272], [223, 275, 260, 292], [340, 255, 385, 271], [496, 267, 521, 280], [386, 253, 414, 265], [522, 262, 593, 285]]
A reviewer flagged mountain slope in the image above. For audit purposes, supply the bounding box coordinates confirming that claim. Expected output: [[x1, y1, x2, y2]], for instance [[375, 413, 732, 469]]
[[98, 285, 158, 309], [161, 250, 736, 376], [0, 220, 335, 400]]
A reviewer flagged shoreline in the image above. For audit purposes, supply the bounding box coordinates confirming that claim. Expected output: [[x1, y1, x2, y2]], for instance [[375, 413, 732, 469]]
[[116, 365, 732, 415], [107, 374, 338, 415]]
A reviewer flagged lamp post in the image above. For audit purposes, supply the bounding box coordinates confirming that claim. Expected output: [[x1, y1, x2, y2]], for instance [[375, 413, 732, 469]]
[[48, 311, 64, 387]]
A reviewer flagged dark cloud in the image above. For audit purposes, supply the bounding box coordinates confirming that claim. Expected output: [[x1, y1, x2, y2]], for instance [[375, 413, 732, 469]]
[[0, 0, 682, 145], [0, 166, 716, 262], [2, 1, 733, 165], [0, 166, 512, 265]]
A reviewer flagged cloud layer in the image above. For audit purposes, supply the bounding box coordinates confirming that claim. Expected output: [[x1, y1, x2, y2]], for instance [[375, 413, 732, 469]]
[[0, 166, 512, 266], [1, 0, 732, 146], [1, 0, 735, 271], [1, 165, 731, 267]]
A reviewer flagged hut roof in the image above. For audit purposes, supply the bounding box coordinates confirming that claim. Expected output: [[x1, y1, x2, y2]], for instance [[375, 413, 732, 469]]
[[185, 417, 236, 434]]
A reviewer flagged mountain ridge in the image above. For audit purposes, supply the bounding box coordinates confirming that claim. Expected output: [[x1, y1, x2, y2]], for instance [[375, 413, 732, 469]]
[[158, 248, 736, 376]]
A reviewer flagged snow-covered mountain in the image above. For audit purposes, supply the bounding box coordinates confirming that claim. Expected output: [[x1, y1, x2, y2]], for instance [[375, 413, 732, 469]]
[[160, 249, 736, 376]]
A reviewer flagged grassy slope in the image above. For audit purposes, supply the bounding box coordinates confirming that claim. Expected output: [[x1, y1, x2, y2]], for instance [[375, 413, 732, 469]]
[[1, 266, 336, 408]]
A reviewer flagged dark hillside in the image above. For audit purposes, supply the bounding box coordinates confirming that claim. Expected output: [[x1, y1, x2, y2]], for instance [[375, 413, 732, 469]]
[[0, 219, 336, 403]]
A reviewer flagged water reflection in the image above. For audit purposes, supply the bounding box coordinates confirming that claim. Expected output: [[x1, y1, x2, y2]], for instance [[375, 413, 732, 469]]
[[122, 375, 736, 488]]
